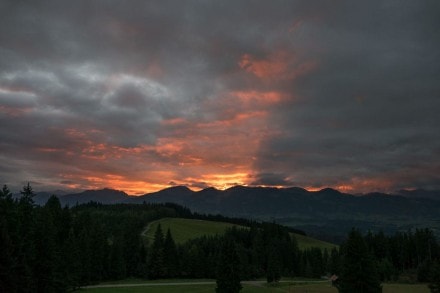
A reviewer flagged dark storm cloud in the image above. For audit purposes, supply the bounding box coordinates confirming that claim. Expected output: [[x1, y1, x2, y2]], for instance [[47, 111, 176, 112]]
[[0, 0, 439, 193], [254, 1, 440, 192], [250, 173, 294, 187]]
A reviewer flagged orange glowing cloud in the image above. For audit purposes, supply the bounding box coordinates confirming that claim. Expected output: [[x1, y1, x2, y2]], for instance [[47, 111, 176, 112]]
[[60, 173, 171, 195], [234, 90, 285, 106], [239, 52, 289, 79], [304, 177, 397, 194], [46, 79, 291, 194], [238, 50, 317, 81], [199, 173, 250, 189]]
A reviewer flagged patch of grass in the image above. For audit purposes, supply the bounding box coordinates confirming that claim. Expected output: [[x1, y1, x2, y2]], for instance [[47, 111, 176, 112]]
[[269, 282, 338, 293], [83, 283, 328, 293], [292, 233, 339, 251], [97, 278, 214, 285], [144, 218, 239, 244], [144, 217, 338, 250], [258, 282, 430, 293], [82, 281, 430, 293], [382, 283, 429, 293], [83, 284, 214, 293]]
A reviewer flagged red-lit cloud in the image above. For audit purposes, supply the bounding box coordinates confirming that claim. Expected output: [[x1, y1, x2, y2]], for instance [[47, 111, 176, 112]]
[[1, 1, 439, 195], [239, 50, 317, 82]]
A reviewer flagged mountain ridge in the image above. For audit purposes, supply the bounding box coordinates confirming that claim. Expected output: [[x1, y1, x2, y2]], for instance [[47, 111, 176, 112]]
[[27, 185, 440, 241], [29, 185, 440, 206]]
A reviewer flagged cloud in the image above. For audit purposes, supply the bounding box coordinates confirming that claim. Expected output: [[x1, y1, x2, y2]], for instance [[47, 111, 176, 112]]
[[250, 173, 294, 187], [252, 1, 440, 193], [0, 1, 439, 193]]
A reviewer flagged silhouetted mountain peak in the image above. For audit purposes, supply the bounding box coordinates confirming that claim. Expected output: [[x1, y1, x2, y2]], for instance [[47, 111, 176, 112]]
[[364, 192, 392, 197], [286, 187, 308, 193], [157, 185, 194, 195], [80, 188, 127, 196], [139, 185, 194, 203], [397, 189, 440, 200], [225, 185, 249, 191], [316, 188, 341, 195], [197, 187, 221, 195], [202, 187, 219, 192]]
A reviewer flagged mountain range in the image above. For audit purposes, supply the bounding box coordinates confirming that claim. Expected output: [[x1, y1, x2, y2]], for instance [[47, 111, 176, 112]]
[[29, 185, 440, 242]]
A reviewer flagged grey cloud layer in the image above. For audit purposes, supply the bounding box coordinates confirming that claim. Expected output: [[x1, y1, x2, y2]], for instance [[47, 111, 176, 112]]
[[255, 1, 440, 191], [1, 0, 439, 192]]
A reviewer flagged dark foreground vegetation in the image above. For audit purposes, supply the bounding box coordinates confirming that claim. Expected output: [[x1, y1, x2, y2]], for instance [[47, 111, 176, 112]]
[[1, 184, 440, 292]]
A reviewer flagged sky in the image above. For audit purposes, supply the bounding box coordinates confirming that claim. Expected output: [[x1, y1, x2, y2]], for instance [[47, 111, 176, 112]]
[[1, 1, 439, 195]]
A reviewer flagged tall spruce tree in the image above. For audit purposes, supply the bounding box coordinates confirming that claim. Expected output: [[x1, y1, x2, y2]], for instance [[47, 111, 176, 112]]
[[216, 238, 242, 293], [0, 185, 15, 292], [163, 228, 178, 277], [337, 229, 382, 293], [32, 208, 58, 293], [16, 183, 37, 292], [328, 247, 342, 275], [266, 241, 281, 283], [149, 224, 165, 279], [429, 261, 440, 293]]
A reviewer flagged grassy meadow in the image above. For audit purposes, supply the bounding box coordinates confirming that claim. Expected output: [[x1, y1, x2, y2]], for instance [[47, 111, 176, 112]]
[[143, 217, 338, 250], [83, 281, 430, 292], [292, 232, 338, 251], [144, 218, 237, 244]]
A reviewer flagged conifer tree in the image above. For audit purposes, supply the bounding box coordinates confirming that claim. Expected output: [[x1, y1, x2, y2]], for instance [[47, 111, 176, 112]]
[[328, 247, 341, 275], [149, 224, 165, 279], [32, 208, 58, 292], [137, 243, 148, 277], [267, 241, 281, 283], [337, 229, 382, 293], [0, 184, 13, 201], [163, 228, 178, 277], [216, 238, 242, 293], [0, 185, 15, 292], [429, 261, 440, 293], [109, 235, 126, 280], [0, 216, 14, 292], [16, 183, 36, 292]]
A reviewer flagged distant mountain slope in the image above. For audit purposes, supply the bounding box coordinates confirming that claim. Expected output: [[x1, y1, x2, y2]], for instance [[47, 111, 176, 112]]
[[129, 185, 440, 241], [29, 188, 130, 206], [129, 186, 440, 219], [30, 185, 440, 241], [125, 186, 193, 205], [60, 188, 129, 205], [397, 189, 440, 200]]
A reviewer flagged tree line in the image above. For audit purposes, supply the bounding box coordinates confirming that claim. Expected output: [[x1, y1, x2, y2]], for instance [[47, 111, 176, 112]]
[[1, 183, 440, 292]]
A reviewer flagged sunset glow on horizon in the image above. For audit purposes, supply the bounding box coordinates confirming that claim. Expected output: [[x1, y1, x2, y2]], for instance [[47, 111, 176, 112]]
[[1, 1, 439, 195]]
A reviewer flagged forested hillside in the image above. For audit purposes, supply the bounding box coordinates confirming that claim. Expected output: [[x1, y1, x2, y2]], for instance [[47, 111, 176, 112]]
[[29, 185, 440, 243], [1, 184, 440, 292]]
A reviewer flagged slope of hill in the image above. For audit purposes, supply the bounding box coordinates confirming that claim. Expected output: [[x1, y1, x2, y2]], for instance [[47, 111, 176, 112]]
[[131, 185, 440, 241], [30, 185, 440, 241], [144, 217, 338, 250], [397, 189, 440, 200], [59, 188, 129, 206], [144, 218, 238, 244]]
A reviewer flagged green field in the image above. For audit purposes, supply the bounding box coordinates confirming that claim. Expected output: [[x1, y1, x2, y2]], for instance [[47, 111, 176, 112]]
[[143, 217, 338, 250], [84, 281, 430, 292], [292, 233, 338, 251], [84, 284, 275, 293], [143, 218, 238, 244], [272, 282, 430, 293]]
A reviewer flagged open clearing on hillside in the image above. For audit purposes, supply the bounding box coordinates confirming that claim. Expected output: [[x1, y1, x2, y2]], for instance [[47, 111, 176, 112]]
[[143, 218, 237, 244], [293, 233, 338, 251], [84, 281, 429, 293], [143, 217, 337, 250]]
